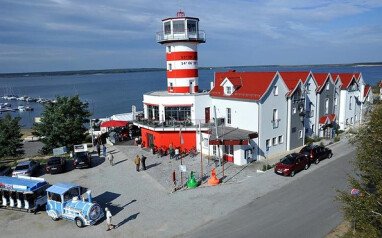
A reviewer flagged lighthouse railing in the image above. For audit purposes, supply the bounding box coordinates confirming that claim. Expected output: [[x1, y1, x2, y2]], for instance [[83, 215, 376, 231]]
[[156, 30, 206, 43]]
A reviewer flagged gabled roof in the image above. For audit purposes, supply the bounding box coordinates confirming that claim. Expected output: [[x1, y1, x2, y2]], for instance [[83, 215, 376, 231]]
[[313, 73, 332, 92], [364, 85, 371, 98], [210, 71, 279, 101], [332, 73, 358, 90], [279, 72, 311, 97], [220, 77, 242, 88], [319, 114, 336, 124]]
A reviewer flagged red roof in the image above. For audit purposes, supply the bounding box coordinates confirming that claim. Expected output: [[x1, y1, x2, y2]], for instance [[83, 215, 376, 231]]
[[279, 72, 310, 95], [364, 85, 371, 98], [333, 73, 357, 90], [313, 73, 330, 92], [100, 120, 128, 128], [319, 114, 336, 124], [210, 71, 278, 101]]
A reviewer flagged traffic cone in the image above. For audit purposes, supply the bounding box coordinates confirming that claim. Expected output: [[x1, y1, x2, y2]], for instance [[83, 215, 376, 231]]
[[208, 168, 220, 186]]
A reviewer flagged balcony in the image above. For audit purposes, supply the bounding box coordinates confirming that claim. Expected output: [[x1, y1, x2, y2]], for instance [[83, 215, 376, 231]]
[[271, 119, 281, 129], [134, 118, 211, 131], [156, 31, 206, 44]]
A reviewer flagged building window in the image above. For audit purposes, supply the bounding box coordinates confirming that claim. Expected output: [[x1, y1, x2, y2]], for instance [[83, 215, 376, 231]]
[[355, 115, 357, 122], [167, 46, 171, 53], [273, 86, 278, 96], [266, 139, 271, 149], [226, 108, 231, 124], [168, 63, 172, 71], [187, 20, 197, 33], [292, 127, 297, 133], [306, 83, 310, 92], [212, 145, 217, 156], [326, 83, 329, 90], [346, 119, 349, 125], [278, 135, 283, 144], [272, 137, 277, 146], [165, 106, 191, 121], [311, 124, 314, 132], [164, 21, 171, 35], [173, 20, 185, 33], [349, 96, 352, 110], [225, 86, 232, 95], [272, 109, 278, 121], [147, 105, 159, 120], [169, 82, 173, 92], [292, 108, 296, 114], [325, 98, 329, 114], [351, 117, 353, 124], [334, 97, 338, 106], [299, 130, 303, 138], [224, 145, 234, 155]]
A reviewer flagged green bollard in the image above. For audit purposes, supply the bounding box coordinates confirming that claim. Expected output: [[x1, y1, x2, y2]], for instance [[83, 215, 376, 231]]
[[186, 171, 198, 188]]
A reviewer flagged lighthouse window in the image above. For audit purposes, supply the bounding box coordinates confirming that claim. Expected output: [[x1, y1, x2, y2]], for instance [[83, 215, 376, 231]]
[[147, 105, 159, 120], [187, 20, 197, 33], [164, 22, 171, 35], [173, 20, 185, 33]]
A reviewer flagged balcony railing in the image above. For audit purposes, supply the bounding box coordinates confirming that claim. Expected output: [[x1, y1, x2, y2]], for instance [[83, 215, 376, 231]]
[[271, 119, 281, 129], [156, 31, 206, 43], [134, 118, 211, 129]]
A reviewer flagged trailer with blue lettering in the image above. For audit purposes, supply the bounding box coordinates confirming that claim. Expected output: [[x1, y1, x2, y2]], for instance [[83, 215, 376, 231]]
[[0, 175, 50, 212], [46, 183, 104, 227]]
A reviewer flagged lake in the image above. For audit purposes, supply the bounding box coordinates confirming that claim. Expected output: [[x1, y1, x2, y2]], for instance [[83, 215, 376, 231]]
[[1, 65, 381, 128]]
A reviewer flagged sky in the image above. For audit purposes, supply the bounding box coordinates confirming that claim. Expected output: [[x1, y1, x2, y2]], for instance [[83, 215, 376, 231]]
[[1, 0, 382, 73]]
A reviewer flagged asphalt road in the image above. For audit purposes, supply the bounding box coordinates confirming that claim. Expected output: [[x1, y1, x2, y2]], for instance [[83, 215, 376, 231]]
[[185, 148, 354, 238]]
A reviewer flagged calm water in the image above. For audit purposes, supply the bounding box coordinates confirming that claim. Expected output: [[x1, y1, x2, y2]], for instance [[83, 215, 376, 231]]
[[1, 65, 382, 128]]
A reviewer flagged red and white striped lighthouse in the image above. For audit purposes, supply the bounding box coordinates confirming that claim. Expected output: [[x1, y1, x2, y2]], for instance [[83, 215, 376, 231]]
[[156, 10, 206, 94]]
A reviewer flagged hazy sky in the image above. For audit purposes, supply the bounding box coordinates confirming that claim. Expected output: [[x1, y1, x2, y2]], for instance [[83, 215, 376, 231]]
[[1, 0, 382, 73]]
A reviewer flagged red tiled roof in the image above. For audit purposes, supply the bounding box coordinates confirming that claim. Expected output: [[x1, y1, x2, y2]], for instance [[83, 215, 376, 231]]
[[210, 71, 278, 101], [279, 72, 310, 96], [364, 85, 371, 98], [333, 73, 357, 90], [319, 114, 336, 124], [313, 73, 330, 92]]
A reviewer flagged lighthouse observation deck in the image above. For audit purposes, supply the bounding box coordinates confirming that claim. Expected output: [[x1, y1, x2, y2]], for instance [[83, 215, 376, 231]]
[[156, 30, 206, 44], [156, 11, 206, 44]]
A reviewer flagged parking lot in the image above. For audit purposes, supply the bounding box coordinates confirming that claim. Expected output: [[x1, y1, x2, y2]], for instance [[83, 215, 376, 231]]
[[0, 138, 351, 238]]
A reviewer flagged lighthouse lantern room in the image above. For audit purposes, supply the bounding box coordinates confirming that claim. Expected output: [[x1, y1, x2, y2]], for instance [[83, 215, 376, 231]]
[[156, 10, 206, 94]]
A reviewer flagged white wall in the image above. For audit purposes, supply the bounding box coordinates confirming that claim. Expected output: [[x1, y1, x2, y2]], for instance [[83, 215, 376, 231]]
[[258, 75, 288, 160], [304, 75, 318, 137]]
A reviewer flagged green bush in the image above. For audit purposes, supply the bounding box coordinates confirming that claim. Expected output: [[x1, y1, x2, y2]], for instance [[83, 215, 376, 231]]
[[334, 136, 340, 142], [262, 164, 275, 171]]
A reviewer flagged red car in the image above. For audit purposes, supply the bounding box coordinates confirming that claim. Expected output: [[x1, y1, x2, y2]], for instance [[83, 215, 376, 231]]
[[274, 153, 309, 177]]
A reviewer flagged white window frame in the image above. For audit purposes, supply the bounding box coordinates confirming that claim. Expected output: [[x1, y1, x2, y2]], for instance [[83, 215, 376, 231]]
[[168, 63, 172, 71], [325, 98, 329, 114], [225, 86, 232, 95], [278, 135, 284, 144], [226, 108, 231, 124], [299, 130, 303, 138], [272, 137, 277, 146], [167, 46, 171, 53], [274, 86, 279, 96], [292, 108, 296, 114], [326, 83, 329, 90], [266, 139, 271, 148], [349, 96, 352, 110]]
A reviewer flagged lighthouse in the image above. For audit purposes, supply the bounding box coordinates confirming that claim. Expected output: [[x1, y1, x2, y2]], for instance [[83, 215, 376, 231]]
[[156, 10, 206, 94], [135, 10, 210, 154]]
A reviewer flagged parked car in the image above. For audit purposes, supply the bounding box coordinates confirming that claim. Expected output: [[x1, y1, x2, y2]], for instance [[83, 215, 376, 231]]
[[73, 152, 92, 169], [12, 160, 40, 177], [0, 165, 11, 176], [274, 153, 309, 177], [46, 157, 66, 174], [299, 144, 333, 165]]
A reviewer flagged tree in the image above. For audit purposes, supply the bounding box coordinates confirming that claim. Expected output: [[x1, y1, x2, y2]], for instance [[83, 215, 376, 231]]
[[337, 103, 382, 238], [33, 95, 91, 154], [0, 114, 23, 158]]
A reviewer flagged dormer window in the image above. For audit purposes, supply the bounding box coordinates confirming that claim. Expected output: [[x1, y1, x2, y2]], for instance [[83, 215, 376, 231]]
[[326, 83, 329, 90], [225, 86, 232, 95]]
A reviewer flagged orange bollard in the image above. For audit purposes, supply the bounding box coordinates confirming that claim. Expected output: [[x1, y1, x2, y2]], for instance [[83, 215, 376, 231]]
[[208, 168, 220, 186]]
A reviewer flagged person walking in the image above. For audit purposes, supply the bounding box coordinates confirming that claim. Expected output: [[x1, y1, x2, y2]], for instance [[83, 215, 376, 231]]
[[134, 155, 140, 172], [96, 142, 101, 157], [105, 207, 115, 231], [141, 155, 147, 170], [102, 144, 107, 157], [107, 153, 114, 166]]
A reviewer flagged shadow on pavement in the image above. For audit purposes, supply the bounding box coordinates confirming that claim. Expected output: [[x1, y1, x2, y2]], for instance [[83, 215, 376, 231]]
[[146, 162, 161, 170], [114, 159, 127, 166], [117, 212, 140, 228], [91, 156, 105, 168]]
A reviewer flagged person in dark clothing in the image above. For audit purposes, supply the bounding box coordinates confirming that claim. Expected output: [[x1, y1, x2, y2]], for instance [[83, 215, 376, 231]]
[[134, 155, 140, 172], [141, 155, 147, 170], [96, 142, 101, 157]]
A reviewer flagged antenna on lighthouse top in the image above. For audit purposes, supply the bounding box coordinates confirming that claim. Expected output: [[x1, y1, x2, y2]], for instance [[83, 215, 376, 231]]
[[177, 9, 185, 17]]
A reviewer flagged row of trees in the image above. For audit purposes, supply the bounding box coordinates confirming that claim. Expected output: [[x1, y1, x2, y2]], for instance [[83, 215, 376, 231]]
[[338, 100, 382, 237], [0, 95, 90, 160]]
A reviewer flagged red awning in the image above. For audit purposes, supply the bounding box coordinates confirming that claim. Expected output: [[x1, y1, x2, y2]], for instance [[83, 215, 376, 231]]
[[209, 139, 249, 146], [100, 120, 128, 128]]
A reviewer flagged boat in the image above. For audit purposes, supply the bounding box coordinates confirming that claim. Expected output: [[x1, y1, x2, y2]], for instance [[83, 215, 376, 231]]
[[18, 106, 26, 111]]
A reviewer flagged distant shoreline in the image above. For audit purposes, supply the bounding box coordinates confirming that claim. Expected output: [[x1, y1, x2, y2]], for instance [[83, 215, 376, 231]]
[[0, 62, 381, 78]]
